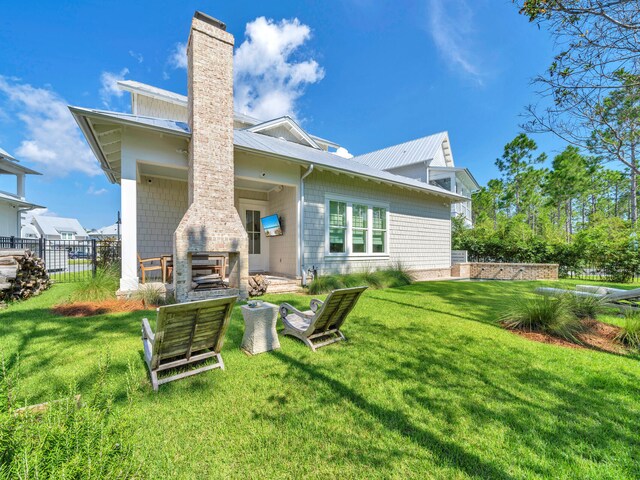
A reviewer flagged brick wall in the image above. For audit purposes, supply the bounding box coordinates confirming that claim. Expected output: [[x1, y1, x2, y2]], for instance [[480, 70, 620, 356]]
[[452, 262, 559, 280]]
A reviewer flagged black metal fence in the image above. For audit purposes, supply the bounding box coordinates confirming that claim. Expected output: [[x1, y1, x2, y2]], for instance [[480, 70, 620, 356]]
[[0, 236, 121, 283]]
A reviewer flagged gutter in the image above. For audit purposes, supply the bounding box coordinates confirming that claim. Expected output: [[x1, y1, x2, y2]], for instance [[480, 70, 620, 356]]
[[299, 164, 314, 286]]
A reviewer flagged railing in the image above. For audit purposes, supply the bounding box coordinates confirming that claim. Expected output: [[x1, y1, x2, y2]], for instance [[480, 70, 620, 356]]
[[0, 236, 121, 283]]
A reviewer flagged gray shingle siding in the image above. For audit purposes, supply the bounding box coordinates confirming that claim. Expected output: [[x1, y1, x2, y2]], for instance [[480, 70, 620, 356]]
[[303, 170, 451, 275]]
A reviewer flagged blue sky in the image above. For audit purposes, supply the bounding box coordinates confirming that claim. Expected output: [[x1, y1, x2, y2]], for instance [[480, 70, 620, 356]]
[[0, 0, 564, 229]]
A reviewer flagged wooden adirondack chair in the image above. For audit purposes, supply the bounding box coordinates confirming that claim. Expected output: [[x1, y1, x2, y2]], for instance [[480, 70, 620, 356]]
[[279, 286, 367, 351], [141, 296, 237, 391]]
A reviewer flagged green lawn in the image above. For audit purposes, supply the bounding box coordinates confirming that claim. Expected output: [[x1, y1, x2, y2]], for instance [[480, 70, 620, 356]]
[[1, 280, 639, 479]]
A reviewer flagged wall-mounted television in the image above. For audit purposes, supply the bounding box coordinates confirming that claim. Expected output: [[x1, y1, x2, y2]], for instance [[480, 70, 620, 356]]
[[261, 214, 283, 237]]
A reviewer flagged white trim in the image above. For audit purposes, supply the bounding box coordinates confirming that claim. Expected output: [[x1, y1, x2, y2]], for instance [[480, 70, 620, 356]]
[[238, 199, 270, 273], [324, 194, 390, 258], [246, 116, 320, 150]]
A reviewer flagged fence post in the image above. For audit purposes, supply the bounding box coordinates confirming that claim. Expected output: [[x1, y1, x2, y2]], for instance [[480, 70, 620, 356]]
[[9, 236, 15, 249], [92, 239, 97, 277], [39, 237, 45, 264]]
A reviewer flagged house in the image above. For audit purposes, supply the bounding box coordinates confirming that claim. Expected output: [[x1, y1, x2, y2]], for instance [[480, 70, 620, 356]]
[[30, 215, 89, 241], [70, 11, 473, 301], [88, 223, 120, 240], [350, 133, 479, 225], [0, 148, 43, 237]]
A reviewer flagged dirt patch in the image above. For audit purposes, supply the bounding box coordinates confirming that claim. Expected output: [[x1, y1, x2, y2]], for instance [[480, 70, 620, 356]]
[[507, 319, 629, 355], [52, 299, 147, 317]]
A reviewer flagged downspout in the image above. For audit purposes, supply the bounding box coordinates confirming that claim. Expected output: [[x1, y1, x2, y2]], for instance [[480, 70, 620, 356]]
[[299, 164, 314, 286]]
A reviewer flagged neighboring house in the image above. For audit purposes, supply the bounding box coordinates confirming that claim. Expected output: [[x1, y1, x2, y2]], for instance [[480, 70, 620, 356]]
[[0, 148, 43, 237], [70, 11, 473, 300], [88, 223, 120, 239], [30, 215, 89, 241], [350, 132, 479, 226]]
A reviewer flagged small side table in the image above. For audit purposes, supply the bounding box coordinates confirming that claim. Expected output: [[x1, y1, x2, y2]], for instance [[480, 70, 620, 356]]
[[240, 302, 280, 355]]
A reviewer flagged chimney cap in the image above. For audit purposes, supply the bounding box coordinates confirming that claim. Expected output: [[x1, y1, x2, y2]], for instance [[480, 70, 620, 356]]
[[194, 11, 227, 31]]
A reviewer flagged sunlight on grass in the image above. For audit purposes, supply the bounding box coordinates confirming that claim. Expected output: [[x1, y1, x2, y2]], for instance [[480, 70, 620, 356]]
[[0, 280, 638, 478]]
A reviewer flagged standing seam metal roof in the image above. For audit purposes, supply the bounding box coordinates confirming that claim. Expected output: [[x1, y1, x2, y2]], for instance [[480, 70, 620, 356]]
[[350, 132, 449, 170], [69, 107, 468, 201]]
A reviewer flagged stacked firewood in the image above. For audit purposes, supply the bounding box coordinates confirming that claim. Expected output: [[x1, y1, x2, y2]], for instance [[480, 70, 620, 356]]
[[248, 274, 269, 297], [0, 249, 51, 302]]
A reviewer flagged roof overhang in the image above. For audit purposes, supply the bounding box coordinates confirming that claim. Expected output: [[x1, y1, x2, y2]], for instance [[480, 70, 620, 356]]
[[428, 166, 480, 190], [0, 191, 44, 209], [234, 143, 468, 203], [71, 105, 467, 202], [0, 154, 42, 175], [69, 106, 190, 184]]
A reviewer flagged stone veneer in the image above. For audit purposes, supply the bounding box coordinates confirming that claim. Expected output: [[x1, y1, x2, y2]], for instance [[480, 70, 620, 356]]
[[173, 12, 248, 301], [451, 263, 559, 281]]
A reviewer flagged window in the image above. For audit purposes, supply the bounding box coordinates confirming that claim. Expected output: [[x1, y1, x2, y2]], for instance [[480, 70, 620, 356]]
[[329, 201, 347, 253], [352, 204, 368, 253], [372, 207, 387, 253], [60, 231, 75, 240], [245, 210, 261, 254], [326, 197, 388, 256]]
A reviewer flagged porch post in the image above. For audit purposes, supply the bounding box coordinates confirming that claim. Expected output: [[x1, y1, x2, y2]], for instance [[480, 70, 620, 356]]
[[119, 153, 139, 291]]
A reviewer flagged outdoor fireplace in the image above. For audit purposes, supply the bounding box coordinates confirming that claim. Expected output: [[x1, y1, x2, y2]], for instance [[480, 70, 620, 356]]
[[173, 12, 248, 302]]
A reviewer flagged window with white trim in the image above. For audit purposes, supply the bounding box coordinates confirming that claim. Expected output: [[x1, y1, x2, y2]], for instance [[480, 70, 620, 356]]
[[60, 231, 75, 240], [372, 207, 387, 253], [326, 198, 389, 256], [329, 201, 347, 253]]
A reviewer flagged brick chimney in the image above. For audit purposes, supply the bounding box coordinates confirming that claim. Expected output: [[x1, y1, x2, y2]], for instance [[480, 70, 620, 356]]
[[174, 11, 248, 301]]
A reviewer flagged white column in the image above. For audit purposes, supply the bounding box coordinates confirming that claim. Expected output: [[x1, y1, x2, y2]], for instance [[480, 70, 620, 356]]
[[16, 174, 25, 200], [120, 152, 138, 291]]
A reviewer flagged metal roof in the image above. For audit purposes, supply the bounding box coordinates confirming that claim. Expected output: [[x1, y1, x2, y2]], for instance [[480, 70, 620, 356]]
[[32, 215, 88, 237], [0, 147, 42, 175], [115, 80, 339, 146], [234, 130, 466, 201], [69, 106, 190, 136], [70, 107, 467, 201], [0, 191, 43, 209], [350, 132, 451, 171]]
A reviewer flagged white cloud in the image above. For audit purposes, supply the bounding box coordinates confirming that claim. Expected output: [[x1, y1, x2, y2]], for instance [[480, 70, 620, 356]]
[[87, 185, 108, 195], [129, 50, 144, 63], [334, 147, 353, 159], [0, 76, 100, 177], [427, 0, 484, 84], [99, 68, 129, 107], [234, 17, 324, 120], [168, 42, 187, 70]]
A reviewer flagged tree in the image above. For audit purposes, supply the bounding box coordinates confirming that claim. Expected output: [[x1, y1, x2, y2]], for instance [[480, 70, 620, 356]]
[[495, 134, 547, 216], [588, 74, 640, 224], [544, 146, 590, 238], [515, 1, 640, 173]]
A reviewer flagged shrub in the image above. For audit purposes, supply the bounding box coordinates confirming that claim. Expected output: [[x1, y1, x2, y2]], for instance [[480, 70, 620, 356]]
[[0, 358, 140, 479], [72, 267, 119, 302], [500, 296, 584, 343], [134, 284, 175, 308], [615, 311, 640, 349], [380, 262, 414, 288], [564, 294, 603, 319], [307, 274, 345, 295], [307, 264, 414, 294]]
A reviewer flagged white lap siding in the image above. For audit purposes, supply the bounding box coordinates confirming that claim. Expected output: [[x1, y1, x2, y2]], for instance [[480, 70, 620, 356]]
[[136, 176, 188, 259], [303, 171, 451, 274]]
